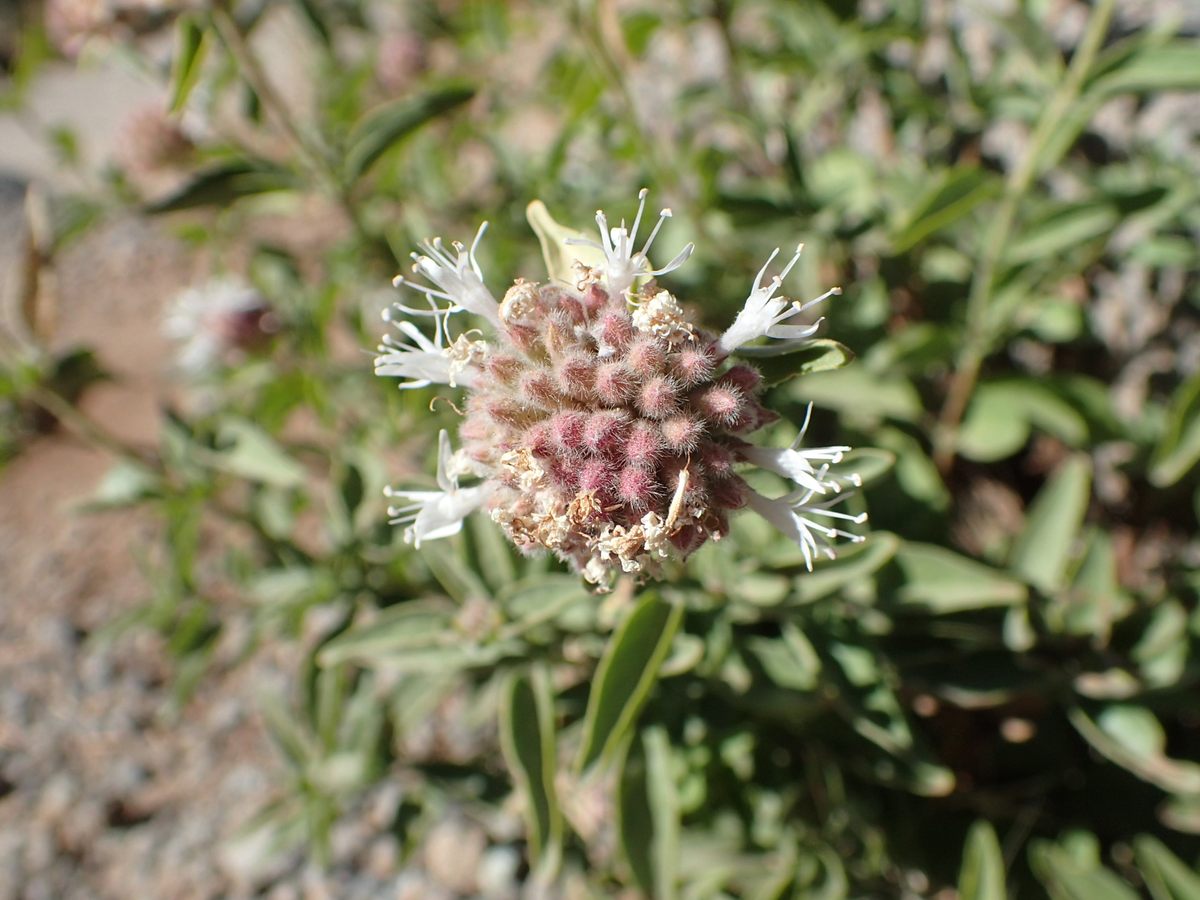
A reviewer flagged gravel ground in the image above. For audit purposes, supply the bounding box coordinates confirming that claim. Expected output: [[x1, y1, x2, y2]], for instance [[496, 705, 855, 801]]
[[0, 180, 517, 900]]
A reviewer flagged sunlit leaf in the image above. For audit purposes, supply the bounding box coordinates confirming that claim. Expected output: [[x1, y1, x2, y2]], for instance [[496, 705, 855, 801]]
[[895, 543, 1028, 612], [1149, 372, 1200, 487], [959, 820, 1007, 900], [169, 16, 211, 113], [1009, 455, 1091, 594], [576, 592, 682, 772]]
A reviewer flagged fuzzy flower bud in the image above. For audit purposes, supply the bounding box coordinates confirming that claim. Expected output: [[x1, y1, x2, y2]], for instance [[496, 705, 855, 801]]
[[626, 337, 666, 376], [638, 376, 682, 419], [595, 362, 636, 406], [556, 354, 597, 400], [692, 384, 745, 427]]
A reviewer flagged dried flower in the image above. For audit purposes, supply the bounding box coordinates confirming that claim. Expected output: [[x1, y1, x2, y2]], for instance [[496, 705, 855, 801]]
[[376, 191, 865, 587]]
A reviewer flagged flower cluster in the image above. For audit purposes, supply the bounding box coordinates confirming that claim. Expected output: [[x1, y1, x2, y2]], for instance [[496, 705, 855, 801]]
[[377, 191, 865, 586]]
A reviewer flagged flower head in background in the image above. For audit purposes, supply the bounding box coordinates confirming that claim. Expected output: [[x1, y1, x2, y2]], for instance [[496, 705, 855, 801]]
[[45, 0, 195, 58], [376, 191, 865, 587], [118, 105, 196, 180], [164, 278, 280, 376]]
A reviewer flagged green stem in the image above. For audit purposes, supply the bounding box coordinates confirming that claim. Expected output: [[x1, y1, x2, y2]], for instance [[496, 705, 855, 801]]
[[932, 0, 1115, 473], [208, 5, 385, 260], [30, 386, 160, 468]]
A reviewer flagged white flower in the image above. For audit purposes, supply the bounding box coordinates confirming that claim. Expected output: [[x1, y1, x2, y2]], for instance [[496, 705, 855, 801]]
[[394, 223, 502, 330], [385, 431, 491, 547], [566, 188, 694, 299], [375, 310, 453, 389], [740, 404, 859, 495], [376, 303, 487, 390], [717, 245, 841, 356], [164, 277, 275, 376], [746, 488, 868, 572]]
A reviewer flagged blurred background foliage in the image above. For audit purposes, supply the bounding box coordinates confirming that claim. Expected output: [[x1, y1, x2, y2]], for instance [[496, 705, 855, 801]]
[[2, 0, 1200, 896]]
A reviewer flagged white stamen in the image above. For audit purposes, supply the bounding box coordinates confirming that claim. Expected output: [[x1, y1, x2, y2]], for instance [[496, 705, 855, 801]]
[[718, 245, 840, 355]]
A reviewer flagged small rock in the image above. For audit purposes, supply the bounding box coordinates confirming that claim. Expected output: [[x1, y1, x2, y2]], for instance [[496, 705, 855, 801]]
[[364, 834, 399, 879], [478, 845, 520, 900], [424, 815, 486, 895]]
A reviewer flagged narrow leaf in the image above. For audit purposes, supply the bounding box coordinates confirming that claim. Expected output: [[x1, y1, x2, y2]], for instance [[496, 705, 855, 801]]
[[144, 159, 297, 213], [645, 727, 680, 900], [575, 593, 682, 772], [1134, 835, 1200, 900], [499, 668, 562, 872], [892, 166, 1001, 253], [745, 339, 855, 385], [1149, 372, 1200, 487], [959, 820, 1007, 900], [344, 84, 475, 183], [1009, 455, 1091, 594], [617, 729, 679, 899], [1092, 42, 1200, 96], [169, 16, 211, 113]]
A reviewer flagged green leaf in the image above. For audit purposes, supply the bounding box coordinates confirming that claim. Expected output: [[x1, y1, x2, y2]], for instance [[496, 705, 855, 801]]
[[212, 419, 306, 487], [617, 741, 655, 894], [527, 199, 605, 284], [958, 388, 1032, 462], [891, 166, 1001, 252], [792, 532, 900, 604], [1149, 372, 1200, 487], [169, 16, 211, 113], [959, 379, 1091, 462], [1030, 838, 1141, 900], [789, 367, 923, 424], [1134, 835, 1200, 900], [1160, 796, 1200, 835], [894, 543, 1028, 612], [1004, 201, 1119, 267], [85, 460, 160, 509], [644, 727, 680, 900], [745, 339, 855, 385], [959, 820, 1007, 900], [497, 575, 595, 635], [499, 668, 562, 873], [1091, 42, 1200, 96], [289, 0, 331, 47], [617, 728, 679, 899], [1009, 455, 1091, 594], [1069, 706, 1200, 795], [144, 159, 298, 213], [317, 602, 455, 667], [748, 622, 821, 691], [1059, 529, 1132, 639], [575, 593, 683, 772], [343, 84, 475, 183]]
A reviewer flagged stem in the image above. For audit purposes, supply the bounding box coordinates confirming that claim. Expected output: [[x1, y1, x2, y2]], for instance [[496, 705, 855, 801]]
[[208, 5, 386, 260], [931, 0, 1115, 474], [30, 386, 160, 468], [584, 1, 673, 189]]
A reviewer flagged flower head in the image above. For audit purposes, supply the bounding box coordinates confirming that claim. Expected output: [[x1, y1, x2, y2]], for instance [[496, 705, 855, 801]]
[[376, 192, 862, 588], [164, 277, 279, 376]]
